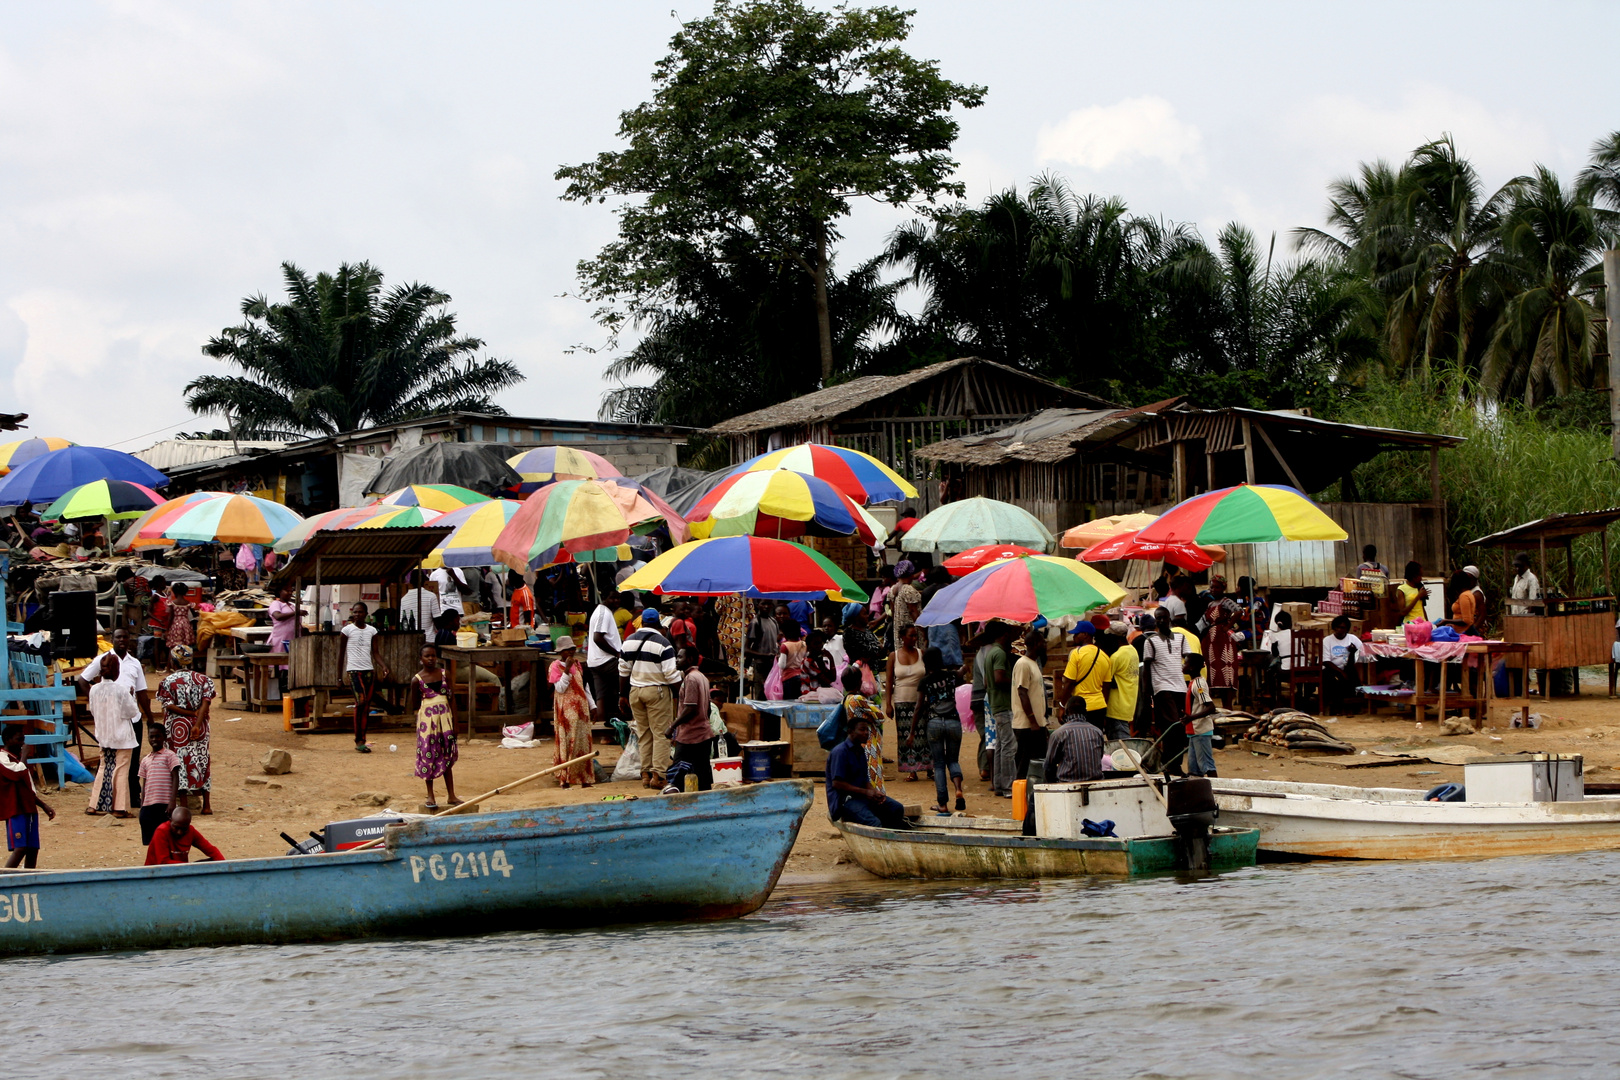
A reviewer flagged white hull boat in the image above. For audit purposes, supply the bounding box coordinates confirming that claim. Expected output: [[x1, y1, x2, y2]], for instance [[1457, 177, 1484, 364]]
[[1212, 766, 1620, 861]]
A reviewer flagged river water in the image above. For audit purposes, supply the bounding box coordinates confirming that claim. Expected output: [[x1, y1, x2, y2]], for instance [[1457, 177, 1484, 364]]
[[11, 853, 1620, 1079]]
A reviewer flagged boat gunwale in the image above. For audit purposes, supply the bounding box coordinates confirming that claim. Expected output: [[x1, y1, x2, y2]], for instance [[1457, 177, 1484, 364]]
[[838, 821, 1256, 852]]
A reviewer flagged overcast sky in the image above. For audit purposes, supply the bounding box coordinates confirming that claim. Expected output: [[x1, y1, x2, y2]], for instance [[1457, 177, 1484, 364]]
[[4, 1, 1617, 449]]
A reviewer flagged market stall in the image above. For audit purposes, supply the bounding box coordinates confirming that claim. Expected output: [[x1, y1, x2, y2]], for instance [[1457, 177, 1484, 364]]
[[269, 526, 453, 723], [1470, 509, 1620, 694]]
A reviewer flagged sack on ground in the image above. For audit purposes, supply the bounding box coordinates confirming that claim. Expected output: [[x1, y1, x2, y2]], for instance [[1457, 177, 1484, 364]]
[[502, 722, 534, 741], [610, 733, 642, 781]]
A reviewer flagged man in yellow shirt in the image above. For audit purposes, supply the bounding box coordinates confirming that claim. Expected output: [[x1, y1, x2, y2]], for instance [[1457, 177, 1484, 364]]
[[1058, 621, 1113, 731], [1103, 624, 1140, 741]]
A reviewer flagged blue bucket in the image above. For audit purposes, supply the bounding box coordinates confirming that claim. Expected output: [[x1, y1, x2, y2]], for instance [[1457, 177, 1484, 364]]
[[742, 747, 775, 782]]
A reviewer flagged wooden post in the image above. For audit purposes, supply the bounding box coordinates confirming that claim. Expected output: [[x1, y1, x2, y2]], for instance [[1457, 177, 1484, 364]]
[[1604, 526, 1613, 597], [1429, 447, 1441, 503], [1565, 537, 1576, 593], [1241, 417, 1256, 485], [1173, 442, 1187, 501], [1254, 424, 1304, 492]]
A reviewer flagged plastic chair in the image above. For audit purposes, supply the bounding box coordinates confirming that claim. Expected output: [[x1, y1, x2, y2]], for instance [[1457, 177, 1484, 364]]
[[0, 552, 77, 787]]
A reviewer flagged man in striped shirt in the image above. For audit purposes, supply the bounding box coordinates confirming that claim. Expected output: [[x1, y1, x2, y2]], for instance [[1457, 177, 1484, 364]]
[[618, 608, 680, 789]]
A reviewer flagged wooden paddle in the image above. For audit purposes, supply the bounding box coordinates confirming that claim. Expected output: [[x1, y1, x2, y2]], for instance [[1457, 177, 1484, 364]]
[[346, 750, 600, 852]]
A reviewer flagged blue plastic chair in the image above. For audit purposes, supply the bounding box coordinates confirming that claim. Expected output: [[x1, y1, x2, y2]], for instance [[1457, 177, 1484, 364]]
[[1, 552, 77, 787]]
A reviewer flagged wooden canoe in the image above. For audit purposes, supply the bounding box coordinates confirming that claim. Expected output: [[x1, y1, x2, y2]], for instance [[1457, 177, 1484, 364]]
[[1212, 777, 1620, 860], [837, 818, 1259, 879], [0, 780, 813, 957]]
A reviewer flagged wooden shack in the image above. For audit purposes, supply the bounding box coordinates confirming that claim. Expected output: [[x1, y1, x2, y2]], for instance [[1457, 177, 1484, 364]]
[[918, 405, 1465, 590], [1470, 510, 1620, 678], [707, 357, 1115, 514], [269, 526, 453, 718]]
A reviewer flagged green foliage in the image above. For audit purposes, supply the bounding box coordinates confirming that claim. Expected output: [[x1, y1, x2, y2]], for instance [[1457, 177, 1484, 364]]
[[187, 262, 523, 437], [1333, 370, 1620, 596], [558, 0, 984, 381]]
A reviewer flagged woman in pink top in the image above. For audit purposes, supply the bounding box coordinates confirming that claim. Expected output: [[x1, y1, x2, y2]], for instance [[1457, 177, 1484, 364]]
[[267, 583, 299, 652]]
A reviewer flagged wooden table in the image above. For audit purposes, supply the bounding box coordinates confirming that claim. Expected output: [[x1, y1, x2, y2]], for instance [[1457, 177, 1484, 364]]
[[437, 644, 547, 735], [1361, 641, 1533, 727]]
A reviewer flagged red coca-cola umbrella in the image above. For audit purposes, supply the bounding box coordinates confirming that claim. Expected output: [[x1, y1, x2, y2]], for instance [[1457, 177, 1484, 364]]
[[943, 543, 1044, 577], [1078, 529, 1225, 572]]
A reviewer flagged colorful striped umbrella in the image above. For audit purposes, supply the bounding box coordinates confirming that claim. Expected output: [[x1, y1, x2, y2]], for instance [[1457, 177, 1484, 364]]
[[0, 437, 74, 476], [160, 494, 305, 545], [943, 543, 1044, 577], [901, 497, 1054, 556], [915, 555, 1125, 627], [270, 503, 399, 553], [116, 492, 231, 550], [492, 480, 636, 570], [420, 499, 523, 569], [0, 445, 168, 505], [597, 478, 690, 543], [1060, 512, 1160, 550], [376, 485, 491, 512], [728, 443, 916, 505], [507, 446, 623, 491], [42, 480, 164, 521], [354, 505, 445, 530], [618, 536, 869, 602], [1079, 529, 1225, 572], [686, 469, 886, 545], [1134, 485, 1348, 545]]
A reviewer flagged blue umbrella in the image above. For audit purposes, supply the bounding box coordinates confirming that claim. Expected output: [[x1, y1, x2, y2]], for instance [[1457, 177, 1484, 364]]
[[0, 446, 168, 506]]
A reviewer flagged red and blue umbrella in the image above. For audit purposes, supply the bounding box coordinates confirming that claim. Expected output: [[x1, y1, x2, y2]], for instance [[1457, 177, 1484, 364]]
[[728, 443, 916, 505], [618, 536, 870, 602], [0, 446, 168, 506], [507, 446, 623, 492], [687, 469, 886, 545]]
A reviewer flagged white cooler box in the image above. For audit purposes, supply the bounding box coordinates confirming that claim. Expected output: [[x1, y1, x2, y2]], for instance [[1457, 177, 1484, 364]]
[[1464, 754, 1583, 802], [1033, 778, 1171, 839]]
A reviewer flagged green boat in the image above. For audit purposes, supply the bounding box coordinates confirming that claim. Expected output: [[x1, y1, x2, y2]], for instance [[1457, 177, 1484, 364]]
[[837, 817, 1260, 879]]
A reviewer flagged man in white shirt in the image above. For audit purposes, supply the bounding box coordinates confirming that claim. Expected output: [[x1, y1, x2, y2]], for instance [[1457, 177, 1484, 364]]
[[86, 654, 140, 817], [430, 567, 468, 616], [399, 572, 442, 641], [587, 588, 624, 725], [341, 603, 389, 753], [77, 628, 152, 806], [1321, 615, 1363, 714], [1509, 553, 1541, 616]]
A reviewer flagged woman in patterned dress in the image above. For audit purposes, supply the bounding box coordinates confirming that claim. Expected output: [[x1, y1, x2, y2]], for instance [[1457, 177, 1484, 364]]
[[1203, 593, 1242, 707], [157, 645, 215, 815], [407, 643, 459, 809], [165, 582, 197, 662], [547, 636, 594, 787]]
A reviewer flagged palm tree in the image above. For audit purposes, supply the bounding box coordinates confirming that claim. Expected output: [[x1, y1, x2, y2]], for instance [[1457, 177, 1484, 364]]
[[186, 262, 523, 437], [1385, 137, 1521, 377], [1156, 224, 1379, 408], [1481, 167, 1607, 404]]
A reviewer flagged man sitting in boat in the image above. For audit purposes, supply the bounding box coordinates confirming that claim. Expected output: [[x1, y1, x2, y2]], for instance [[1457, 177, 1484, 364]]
[[144, 806, 225, 866], [1042, 709, 1105, 784], [827, 717, 910, 830]]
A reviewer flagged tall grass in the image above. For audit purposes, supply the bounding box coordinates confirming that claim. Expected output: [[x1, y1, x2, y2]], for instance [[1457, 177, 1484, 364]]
[[1329, 370, 1620, 597]]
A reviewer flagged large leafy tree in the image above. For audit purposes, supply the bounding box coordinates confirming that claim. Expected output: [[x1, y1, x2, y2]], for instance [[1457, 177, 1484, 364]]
[[187, 262, 523, 437], [558, 0, 984, 383], [1482, 167, 1607, 403]]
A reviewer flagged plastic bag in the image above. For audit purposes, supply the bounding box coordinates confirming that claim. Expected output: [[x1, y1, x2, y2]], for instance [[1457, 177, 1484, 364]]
[[1404, 620, 1433, 646], [502, 722, 534, 741], [763, 655, 785, 700], [610, 732, 642, 781], [955, 683, 975, 731], [1430, 625, 1460, 642], [816, 702, 847, 750]]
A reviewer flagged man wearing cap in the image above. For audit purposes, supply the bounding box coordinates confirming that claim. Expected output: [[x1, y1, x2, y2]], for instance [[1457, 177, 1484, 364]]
[[1010, 629, 1051, 785], [1057, 619, 1113, 732], [617, 607, 680, 789], [1102, 620, 1141, 741]]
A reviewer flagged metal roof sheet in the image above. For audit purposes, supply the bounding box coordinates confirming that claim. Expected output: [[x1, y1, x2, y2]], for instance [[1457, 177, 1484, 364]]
[[269, 526, 454, 586]]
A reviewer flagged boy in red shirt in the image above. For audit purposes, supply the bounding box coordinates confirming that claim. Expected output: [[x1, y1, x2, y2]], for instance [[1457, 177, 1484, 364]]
[[144, 806, 225, 865]]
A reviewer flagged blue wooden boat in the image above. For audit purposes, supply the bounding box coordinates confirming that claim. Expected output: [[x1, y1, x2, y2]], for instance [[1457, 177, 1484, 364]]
[[0, 780, 814, 957]]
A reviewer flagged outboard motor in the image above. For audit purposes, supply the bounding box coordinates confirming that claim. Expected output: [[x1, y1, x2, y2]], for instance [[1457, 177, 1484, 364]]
[[280, 831, 324, 856], [1165, 777, 1219, 871]]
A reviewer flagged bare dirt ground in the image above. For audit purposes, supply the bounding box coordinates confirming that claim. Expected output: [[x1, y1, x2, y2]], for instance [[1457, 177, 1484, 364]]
[[30, 675, 1620, 880]]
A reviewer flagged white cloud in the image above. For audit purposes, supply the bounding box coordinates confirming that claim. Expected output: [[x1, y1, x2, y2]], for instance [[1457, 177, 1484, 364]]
[[1035, 96, 1204, 177]]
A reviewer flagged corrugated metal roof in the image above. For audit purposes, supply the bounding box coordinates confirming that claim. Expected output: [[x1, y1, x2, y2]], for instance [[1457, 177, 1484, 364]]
[[1469, 509, 1620, 547], [269, 526, 454, 586], [135, 439, 289, 471]]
